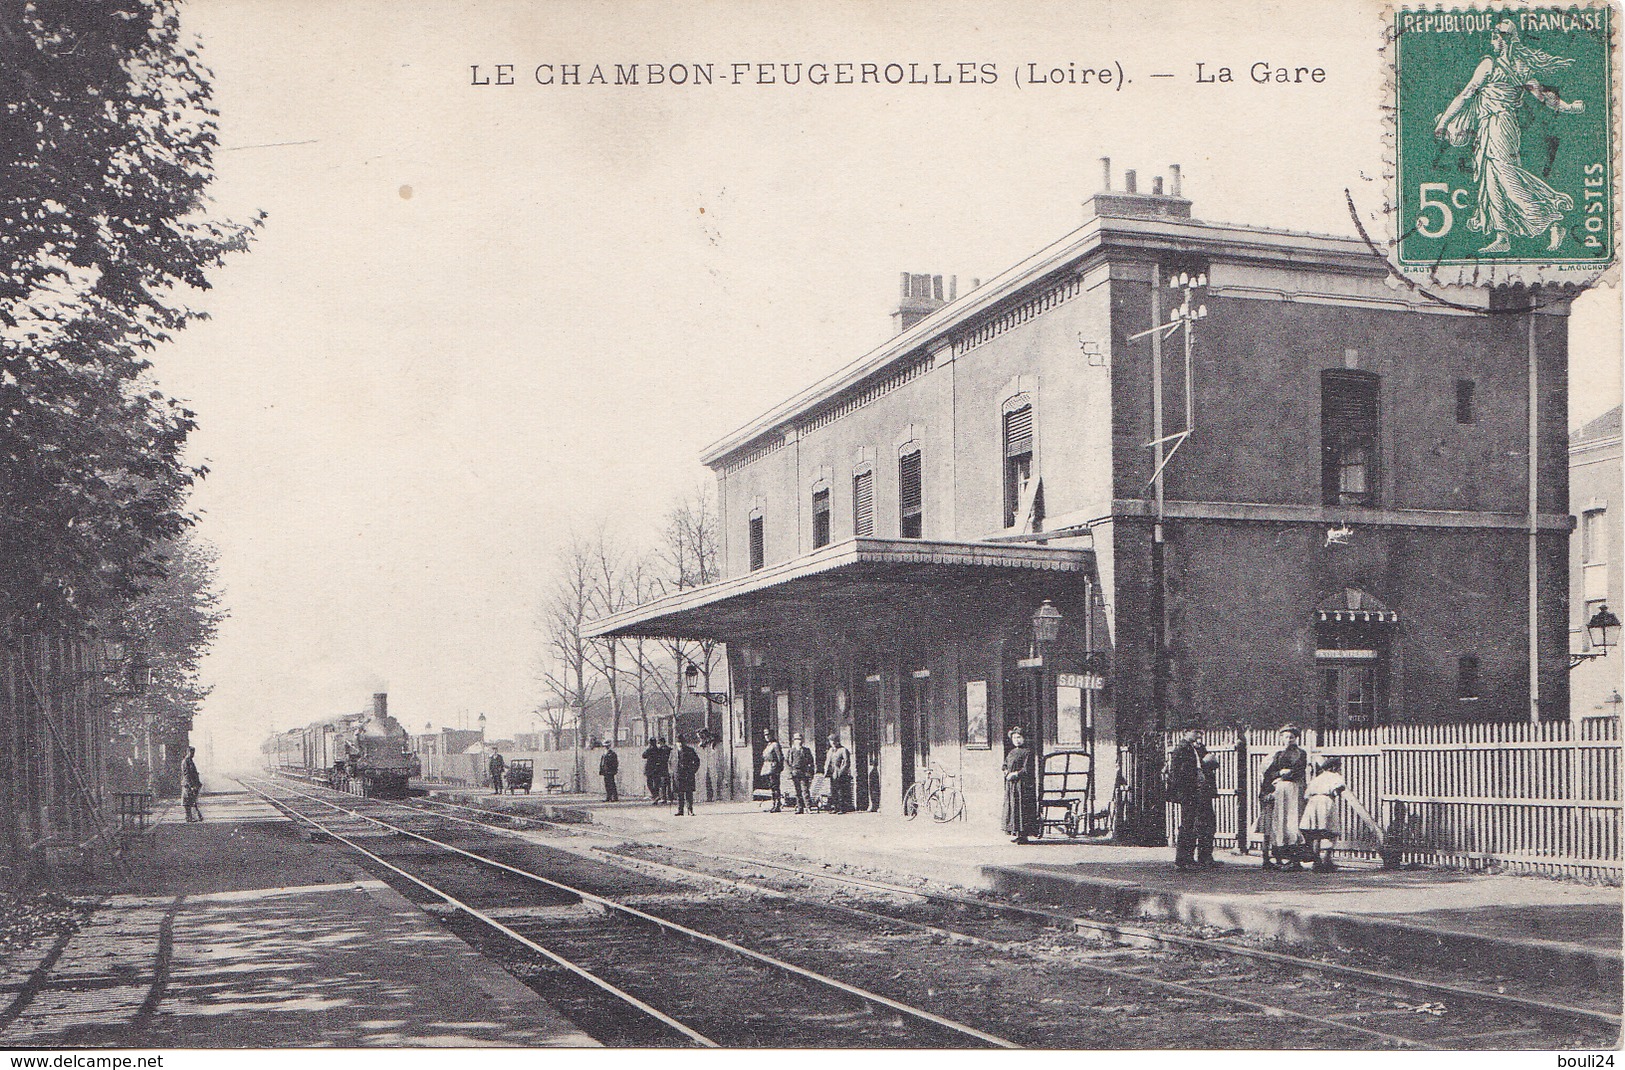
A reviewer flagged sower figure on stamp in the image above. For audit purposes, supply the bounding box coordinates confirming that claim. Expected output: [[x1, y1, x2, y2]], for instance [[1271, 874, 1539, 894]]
[[1256, 724, 1309, 870], [1433, 18, 1584, 254], [182, 746, 203, 823], [1002, 725, 1037, 845], [759, 729, 785, 812], [1168, 728, 1219, 870], [598, 744, 619, 802]]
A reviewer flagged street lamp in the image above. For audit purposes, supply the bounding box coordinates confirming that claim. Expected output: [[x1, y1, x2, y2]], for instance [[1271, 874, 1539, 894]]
[[1572, 605, 1622, 669], [1031, 599, 1063, 658]]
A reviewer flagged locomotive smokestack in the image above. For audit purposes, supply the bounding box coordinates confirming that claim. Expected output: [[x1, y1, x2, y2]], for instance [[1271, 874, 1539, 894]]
[[373, 693, 388, 720]]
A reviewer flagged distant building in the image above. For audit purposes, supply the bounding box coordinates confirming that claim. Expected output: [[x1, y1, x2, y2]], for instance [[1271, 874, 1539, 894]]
[[591, 167, 1574, 831], [1570, 405, 1622, 720]]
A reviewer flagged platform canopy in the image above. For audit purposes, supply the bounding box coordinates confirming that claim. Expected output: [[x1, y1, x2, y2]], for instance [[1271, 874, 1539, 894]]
[[585, 537, 1093, 644]]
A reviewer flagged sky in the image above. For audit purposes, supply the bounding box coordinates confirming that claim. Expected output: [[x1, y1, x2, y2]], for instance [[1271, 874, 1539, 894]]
[[155, 0, 1622, 768]]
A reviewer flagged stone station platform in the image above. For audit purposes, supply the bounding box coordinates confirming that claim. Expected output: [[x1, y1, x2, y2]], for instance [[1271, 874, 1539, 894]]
[[1, 789, 595, 1048], [441, 788, 1625, 993]]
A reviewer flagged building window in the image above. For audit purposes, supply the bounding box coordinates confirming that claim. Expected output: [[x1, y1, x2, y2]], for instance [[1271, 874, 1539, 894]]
[[852, 470, 874, 537], [898, 449, 923, 538], [812, 487, 831, 548], [1003, 405, 1034, 529], [1583, 508, 1609, 631], [1457, 656, 1479, 700], [1321, 370, 1380, 507], [748, 515, 764, 571], [1455, 379, 1476, 424]]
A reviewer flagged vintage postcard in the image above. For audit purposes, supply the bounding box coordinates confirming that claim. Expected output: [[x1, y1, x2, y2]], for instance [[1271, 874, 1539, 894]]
[[0, 0, 1620, 1061]]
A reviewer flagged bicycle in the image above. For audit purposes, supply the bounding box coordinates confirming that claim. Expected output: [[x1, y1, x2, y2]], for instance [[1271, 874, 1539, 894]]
[[901, 765, 966, 823]]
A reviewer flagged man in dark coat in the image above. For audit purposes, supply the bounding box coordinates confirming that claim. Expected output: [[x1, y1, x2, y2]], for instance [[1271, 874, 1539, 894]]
[[1169, 728, 1219, 870], [488, 751, 506, 795], [642, 739, 666, 804], [672, 736, 700, 815], [598, 745, 619, 802], [823, 733, 853, 814], [1002, 726, 1037, 843], [787, 733, 816, 814], [181, 747, 203, 823], [759, 729, 785, 812]]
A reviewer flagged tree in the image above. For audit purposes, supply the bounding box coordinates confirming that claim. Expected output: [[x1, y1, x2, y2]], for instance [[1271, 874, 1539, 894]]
[[0, 2, 260, 630], [644, 484, 723, 728], [537, 537, 600, 789], [106, 534, 225, 793]]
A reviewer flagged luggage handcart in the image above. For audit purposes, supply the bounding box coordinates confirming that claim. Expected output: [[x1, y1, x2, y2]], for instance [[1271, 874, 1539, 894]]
[[1037, 749, 1094, 839], [506, 759, 534, 794]]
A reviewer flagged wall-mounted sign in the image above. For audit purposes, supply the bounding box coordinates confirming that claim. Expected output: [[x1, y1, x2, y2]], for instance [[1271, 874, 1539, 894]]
[[965, 680, 989, 747], [1057, 685, 1085, 745], [1057, 672, 1107, 691]]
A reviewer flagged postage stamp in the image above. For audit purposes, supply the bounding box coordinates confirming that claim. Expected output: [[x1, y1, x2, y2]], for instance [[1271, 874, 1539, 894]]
[[1391, 5, 1616, 283]]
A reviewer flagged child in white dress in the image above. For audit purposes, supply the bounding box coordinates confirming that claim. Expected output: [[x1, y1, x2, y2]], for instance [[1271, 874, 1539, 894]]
[[1298, 756, 1346, 872]]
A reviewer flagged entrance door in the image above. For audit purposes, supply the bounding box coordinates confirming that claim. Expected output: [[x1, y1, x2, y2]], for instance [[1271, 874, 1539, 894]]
[[1318, 660, 1380, 731], [900, 670, 930, 793], [852, 672, 880, 811]]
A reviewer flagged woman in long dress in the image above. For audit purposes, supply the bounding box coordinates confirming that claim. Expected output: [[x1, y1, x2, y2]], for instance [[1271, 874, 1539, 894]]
[[1002, 726, 1037, 845], [1432, 19, 1585, 254], [1257, 724, 1308, 870]]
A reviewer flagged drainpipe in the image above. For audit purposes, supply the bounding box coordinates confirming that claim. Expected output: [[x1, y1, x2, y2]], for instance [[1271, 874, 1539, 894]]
[[1527, 312, 1540, 723]]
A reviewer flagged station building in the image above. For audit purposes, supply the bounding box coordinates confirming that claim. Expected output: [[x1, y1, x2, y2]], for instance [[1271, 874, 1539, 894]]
[[1570, 405, 1622, 720], [589, 169, 1573, 835]]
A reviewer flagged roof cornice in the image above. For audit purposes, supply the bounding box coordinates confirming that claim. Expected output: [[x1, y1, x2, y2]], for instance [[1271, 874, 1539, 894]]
[[701, 215, 1386, 468]]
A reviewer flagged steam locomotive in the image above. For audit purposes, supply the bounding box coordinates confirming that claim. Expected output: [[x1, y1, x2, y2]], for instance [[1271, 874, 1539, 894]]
[[265, 692, 421, 798]]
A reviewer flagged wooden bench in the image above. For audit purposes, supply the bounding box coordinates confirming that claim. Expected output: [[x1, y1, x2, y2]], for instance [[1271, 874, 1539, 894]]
[[112, 791, 156, 852]]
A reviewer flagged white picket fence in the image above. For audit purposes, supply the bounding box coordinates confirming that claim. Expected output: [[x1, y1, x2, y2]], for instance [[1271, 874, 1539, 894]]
[[1166, 719, 1621, 879]]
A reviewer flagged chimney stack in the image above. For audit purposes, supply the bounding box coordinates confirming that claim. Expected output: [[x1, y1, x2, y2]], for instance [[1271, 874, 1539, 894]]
[[372, 693, 388, 720], [892, 272, 954, 334], [1084, 160, 1192, 222]]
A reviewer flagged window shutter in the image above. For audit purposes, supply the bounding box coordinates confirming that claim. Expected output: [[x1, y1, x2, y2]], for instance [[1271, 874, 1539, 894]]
[[899, 451, 922, 513], [749, 516, 764, 571], [853, 472, 874, 536], [1004, 406, 1034, 458]]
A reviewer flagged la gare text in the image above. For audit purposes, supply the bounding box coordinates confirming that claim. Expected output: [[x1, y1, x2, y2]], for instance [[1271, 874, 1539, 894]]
[[468, 61, 1328, 88]]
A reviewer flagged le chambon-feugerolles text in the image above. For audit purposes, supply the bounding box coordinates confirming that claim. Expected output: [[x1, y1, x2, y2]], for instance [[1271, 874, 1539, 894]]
[[468, 58, 1330, 90]]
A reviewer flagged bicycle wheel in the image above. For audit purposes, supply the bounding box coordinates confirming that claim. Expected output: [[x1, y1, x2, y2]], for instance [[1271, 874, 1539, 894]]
[[901, 784, 921, 820], [931, 787, 964, 823]]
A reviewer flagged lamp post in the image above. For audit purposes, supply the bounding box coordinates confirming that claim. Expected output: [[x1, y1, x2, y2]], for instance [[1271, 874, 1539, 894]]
[[1024, 600, 1064, 744], [1571, 605, 1622, 669]]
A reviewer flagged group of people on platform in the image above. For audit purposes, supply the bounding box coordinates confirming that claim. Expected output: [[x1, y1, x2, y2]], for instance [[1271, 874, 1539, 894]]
[[1168, 723, 1349, 873], [638, 736, 702, 815], [756, 729, 878, 814]]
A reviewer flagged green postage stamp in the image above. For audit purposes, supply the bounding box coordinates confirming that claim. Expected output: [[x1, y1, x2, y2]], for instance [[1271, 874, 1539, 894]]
[[1392, 5, 1616, 282]]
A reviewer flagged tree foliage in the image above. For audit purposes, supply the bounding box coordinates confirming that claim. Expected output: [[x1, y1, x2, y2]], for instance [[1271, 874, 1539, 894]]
[[106, 533, 225, 743], [0, 1, 259, 628]]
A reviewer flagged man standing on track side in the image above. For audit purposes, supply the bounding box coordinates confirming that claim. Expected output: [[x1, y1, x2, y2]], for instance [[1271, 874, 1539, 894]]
[[824, 732, 853, 814], [673, 735, 700, 816], [598, 744, 619, 802], [182, 747, 203, 822], [759, 728, 785, 812], [642, 737, 665, 804], [787, 734, 815, 814], [488, 750, 506, 795]]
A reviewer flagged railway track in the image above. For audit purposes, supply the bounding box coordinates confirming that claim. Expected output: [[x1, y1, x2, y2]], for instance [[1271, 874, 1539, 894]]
[[239, 776, 1014, 1048], [255, 775, 1616, 1049], [403, 789, 1623, 1049]]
